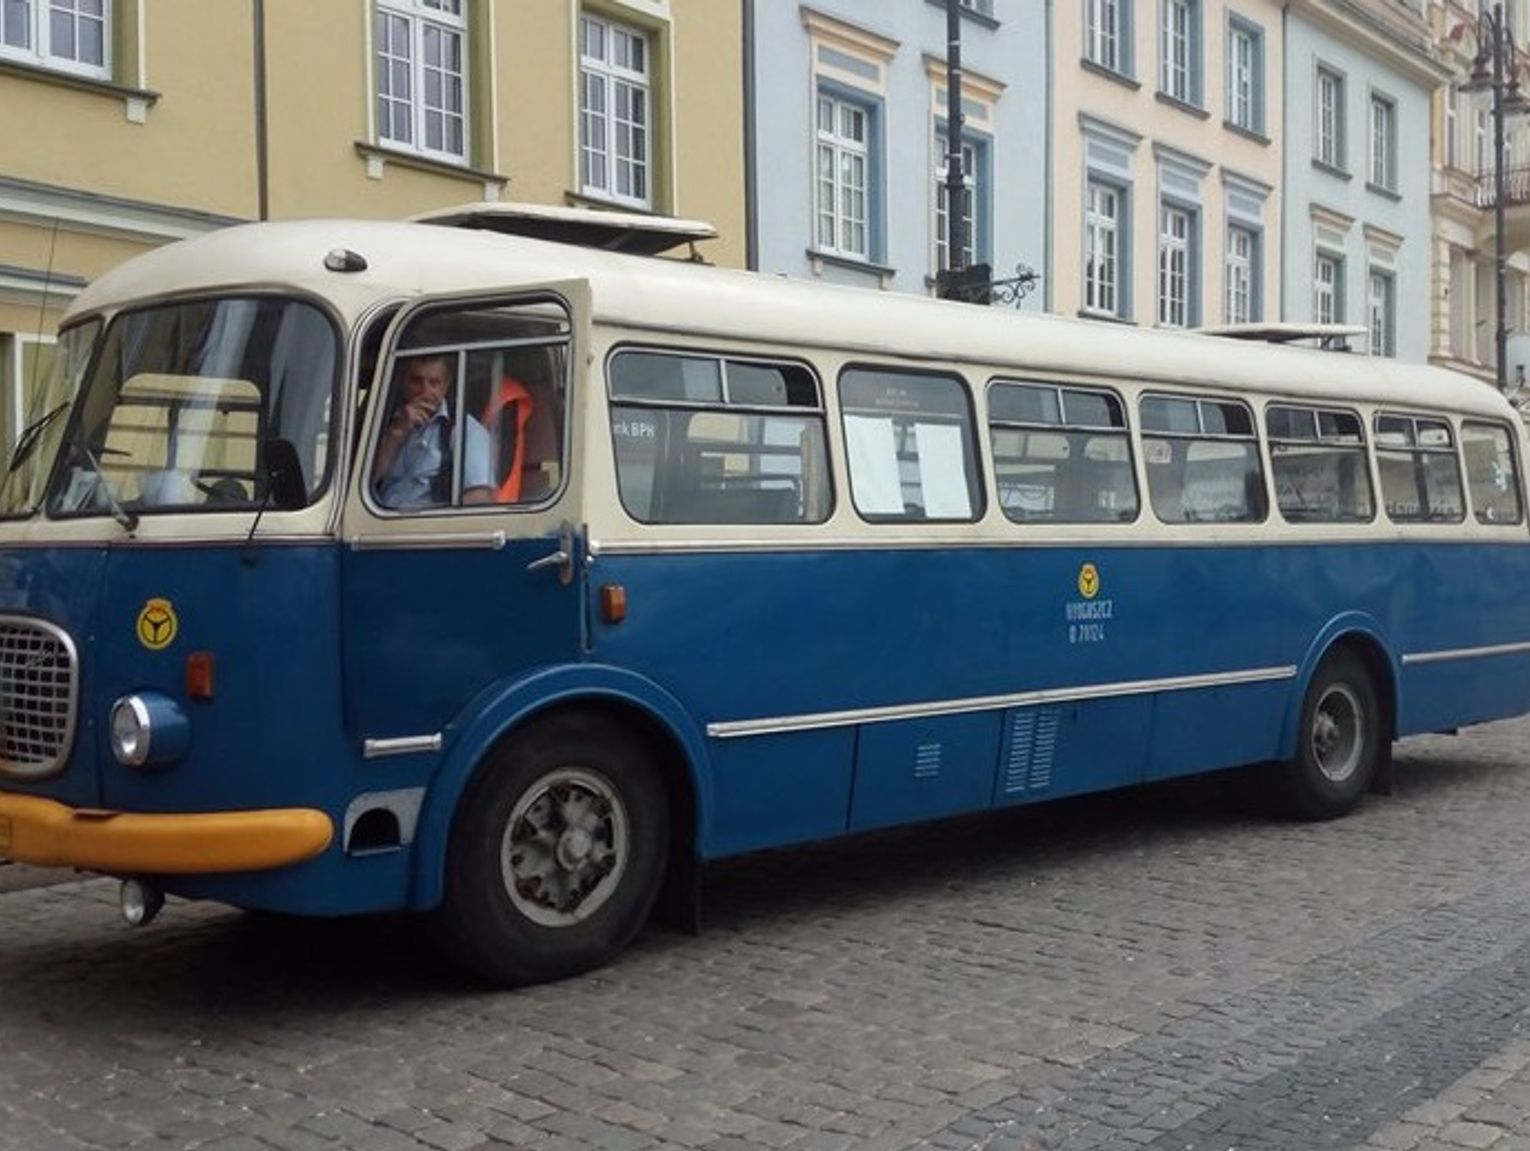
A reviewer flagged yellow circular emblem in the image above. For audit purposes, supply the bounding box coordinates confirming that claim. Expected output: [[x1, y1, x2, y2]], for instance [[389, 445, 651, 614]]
[[136, 598, 178, 651], [1078, 563, 1100, 600]]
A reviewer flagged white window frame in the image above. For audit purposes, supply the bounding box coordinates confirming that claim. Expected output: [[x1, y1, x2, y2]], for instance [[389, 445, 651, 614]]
[[0, 0, 109, 79], [580, 12, 652, 209], [1085, 180, 1123, 317], [1161, 0, 1196, 104], [1368, 268, 1395, 357], [1226, 224, 1255, 325], [1314, 251, 1342, 324], [1226, 19, 1259, 133], [1086, 0, 1121, 72], [1158, 203, 1192, 328], [1446, 84, 1459, 170], [1316, 67, 1343, 168], [934, 134, 978, 273], [376, 0, 468, 163], [1369, 93, 1395, 190], [817, 93, 871, 260]]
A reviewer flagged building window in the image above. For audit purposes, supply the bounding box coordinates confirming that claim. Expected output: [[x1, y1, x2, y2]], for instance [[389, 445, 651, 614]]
[[581, 13, 651, 208], [1368, 269, 1395, 357], [1316, 66, 1344, 169], [1085, 180, 1124, 318], [1446, 84, 1459, 170], [1315, 252, 1343, 324], [934, 134, 979, 273], [376, 0, 467, 161], [1160, 0, 1200, 105], [817, 93, 872, 259], [1086, 0, 1123, 73], [1226, 224, 1258, 324], [1226, 18, 1262, 134], [0, 0, 108, 77], [1370, 94, 1396, 190], [1476, 105, 1491, 176], [1158, 203, 1194, 328]]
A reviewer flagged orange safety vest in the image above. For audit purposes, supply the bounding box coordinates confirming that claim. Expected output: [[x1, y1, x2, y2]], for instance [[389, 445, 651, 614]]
[[482, 377, 535, 502]]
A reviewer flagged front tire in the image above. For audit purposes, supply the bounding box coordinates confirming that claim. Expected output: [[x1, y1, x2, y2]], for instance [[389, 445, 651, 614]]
[[1276, 650, 1381, 821], [437, 712, 669, 986]]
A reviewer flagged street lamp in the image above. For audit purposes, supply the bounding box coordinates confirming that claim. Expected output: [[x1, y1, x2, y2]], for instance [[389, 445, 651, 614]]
[[1461, 2, 1530, 391]]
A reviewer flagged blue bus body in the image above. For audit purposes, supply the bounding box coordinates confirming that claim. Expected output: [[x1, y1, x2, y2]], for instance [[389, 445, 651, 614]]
[[0, 219, 1526, 983]]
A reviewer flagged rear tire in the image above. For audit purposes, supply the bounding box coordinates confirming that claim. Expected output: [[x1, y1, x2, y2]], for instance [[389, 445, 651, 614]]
[[436, 712, 668, 986], [1275, 650, 1381, 821]]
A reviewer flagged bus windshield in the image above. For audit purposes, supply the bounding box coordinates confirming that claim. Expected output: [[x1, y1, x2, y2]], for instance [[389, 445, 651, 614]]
[[44, 296, 337, 518], [0, 319, 101, 519]]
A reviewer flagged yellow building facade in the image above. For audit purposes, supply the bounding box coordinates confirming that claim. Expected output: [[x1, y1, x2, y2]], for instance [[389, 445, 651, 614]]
[[1050, 0, 1285, 330], [0, 0, 745, 446]]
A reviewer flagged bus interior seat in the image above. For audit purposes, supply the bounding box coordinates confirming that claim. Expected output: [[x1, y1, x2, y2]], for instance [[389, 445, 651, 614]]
[[481, 371, 560, 502], [673, 484, 800, 524]]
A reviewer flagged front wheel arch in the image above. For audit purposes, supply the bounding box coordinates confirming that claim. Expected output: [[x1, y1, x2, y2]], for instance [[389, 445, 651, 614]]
[[434, 706, 672, 985], [408, 667, 710, 913]]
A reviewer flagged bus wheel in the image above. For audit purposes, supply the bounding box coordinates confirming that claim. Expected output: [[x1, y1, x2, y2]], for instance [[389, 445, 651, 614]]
[[437, 712, 668, 986], [1279, 650, 1380, 820]]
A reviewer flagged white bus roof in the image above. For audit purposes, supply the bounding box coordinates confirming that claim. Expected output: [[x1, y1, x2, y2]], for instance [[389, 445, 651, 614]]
[[68, 219, 1510, 420]]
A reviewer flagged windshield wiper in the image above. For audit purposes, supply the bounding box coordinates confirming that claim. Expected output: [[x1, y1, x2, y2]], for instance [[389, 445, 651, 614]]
[[6, 402, 69, 474], [63, 431, 138, 533]]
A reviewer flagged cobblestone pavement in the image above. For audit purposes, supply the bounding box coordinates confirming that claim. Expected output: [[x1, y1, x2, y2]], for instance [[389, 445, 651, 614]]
[[7, 721, 1530, 1150]]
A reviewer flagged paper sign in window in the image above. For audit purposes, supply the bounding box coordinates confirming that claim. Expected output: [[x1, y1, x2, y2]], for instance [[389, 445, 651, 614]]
[[914, 422, 971, 518], [845, 415, 904, 515]]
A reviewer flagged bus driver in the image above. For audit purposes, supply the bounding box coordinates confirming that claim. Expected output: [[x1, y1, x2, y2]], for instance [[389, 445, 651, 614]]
[[372, 354, 494, 508]]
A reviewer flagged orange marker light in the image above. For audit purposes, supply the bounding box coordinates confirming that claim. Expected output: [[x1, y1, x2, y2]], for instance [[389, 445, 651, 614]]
[[600, 583, 627, 625], [186, 652, 215, 701]]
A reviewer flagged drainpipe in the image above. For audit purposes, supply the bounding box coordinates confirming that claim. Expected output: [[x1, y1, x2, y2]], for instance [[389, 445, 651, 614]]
[[253, 0, 269, 221], [1044, 0, 1054, 311], [1279, 3, 1289, 321], [743, 0, 758, 269]]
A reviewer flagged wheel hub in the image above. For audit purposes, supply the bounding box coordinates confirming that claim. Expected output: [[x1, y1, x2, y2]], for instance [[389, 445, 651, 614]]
[[500, 767, 630, 928]]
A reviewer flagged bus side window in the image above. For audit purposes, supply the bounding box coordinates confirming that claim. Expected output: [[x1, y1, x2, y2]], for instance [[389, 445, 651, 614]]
[[1462, 420, 1524, 525], [987, 380, 1138, 524], [608, 349, 831, 525], [1139, 394, 1265, 524], [1267, 404, 1373, 523], [1376, 413, 1466, 524], [840, 367, 983, 522], [370, 299, 571, 513]]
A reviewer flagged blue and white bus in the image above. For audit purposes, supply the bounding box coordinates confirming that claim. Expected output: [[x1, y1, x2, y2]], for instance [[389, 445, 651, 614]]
[[1, 215, 1527, 985]]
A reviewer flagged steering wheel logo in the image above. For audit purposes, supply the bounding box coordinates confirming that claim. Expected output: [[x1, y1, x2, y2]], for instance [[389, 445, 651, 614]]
[[136, 598, 178, 651]]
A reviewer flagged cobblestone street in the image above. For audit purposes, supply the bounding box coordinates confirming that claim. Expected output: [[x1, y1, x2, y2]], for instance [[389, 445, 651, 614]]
[[5, 718, 1530, 1151]]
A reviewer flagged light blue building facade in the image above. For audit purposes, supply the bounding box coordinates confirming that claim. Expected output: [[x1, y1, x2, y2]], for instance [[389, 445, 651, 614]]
[[1281, 0, 1443, 360], [745, 1, 1048, 307]]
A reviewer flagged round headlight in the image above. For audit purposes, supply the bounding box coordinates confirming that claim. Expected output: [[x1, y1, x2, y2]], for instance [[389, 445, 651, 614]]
[[109, 696, 152, 766]]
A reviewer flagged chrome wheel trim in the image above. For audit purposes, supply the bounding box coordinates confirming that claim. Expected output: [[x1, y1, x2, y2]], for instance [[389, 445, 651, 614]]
[[500, 766, 629, 928], [1312, 683, 1364, 784]]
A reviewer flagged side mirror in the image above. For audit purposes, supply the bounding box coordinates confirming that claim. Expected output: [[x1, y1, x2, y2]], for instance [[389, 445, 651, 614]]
[[263, 438, 308, 511]]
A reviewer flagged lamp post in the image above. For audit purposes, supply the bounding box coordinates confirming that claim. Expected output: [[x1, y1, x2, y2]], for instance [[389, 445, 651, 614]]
[[1462, 2, 1530, 391]]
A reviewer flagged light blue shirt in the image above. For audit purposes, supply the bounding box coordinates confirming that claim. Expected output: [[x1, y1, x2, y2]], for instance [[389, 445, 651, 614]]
[[376, 404, 491, 509]]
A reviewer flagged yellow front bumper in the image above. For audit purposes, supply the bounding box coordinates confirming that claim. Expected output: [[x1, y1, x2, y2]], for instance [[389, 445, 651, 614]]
[[0, 793, 333, 875]]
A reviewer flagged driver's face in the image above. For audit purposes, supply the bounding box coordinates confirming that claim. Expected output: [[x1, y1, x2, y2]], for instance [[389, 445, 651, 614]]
[[400, 358, 450, 408]]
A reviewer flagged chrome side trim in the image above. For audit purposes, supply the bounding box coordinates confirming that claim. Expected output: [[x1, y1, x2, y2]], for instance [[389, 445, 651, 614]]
[[1401, 640, 1530, 666], [706, 665, 1299, 739], [348, 531, 506, 552], [362, 733, 443, 758]]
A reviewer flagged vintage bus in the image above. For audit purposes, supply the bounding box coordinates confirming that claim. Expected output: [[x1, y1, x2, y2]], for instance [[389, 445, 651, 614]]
[[0, 215, 1527, 986]]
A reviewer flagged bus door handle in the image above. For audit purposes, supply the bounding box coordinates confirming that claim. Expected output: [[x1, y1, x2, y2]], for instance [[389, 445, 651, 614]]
[[525, 521, 577, 586]]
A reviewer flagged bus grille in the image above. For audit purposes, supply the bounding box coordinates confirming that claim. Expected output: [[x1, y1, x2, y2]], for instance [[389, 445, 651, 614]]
[[0, 618, 77, 780]]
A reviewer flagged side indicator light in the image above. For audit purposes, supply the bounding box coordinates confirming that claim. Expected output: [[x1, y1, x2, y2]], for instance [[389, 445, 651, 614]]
[[600, 583, 627, 625], [186, 652, 215, 701]]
